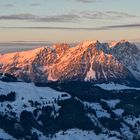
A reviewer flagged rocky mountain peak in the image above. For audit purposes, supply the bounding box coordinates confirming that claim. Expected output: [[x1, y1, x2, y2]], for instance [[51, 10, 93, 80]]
[[53, 43, 69, 51], [0, 40, 140, 84], [78, 40, 100, 48]]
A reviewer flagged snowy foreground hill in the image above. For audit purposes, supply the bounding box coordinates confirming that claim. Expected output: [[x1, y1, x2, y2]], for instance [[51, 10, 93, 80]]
[[0, 79, 140, 140]]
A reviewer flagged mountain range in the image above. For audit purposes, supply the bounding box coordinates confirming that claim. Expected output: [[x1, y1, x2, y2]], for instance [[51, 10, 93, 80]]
[[0, 40, 140, 86]]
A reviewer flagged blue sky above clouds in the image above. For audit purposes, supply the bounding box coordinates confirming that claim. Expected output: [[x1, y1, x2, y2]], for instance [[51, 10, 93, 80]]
[[0, 0, 140, 43]]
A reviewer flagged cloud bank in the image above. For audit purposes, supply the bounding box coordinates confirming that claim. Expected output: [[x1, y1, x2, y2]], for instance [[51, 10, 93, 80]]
[[0, 11, 136, 22], [0, 23, 140, 30]]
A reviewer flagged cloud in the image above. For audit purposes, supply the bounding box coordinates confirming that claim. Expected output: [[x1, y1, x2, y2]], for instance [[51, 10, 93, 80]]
[[0, 14, 38, 20], [74, 0, 97, 3], [80, 11, 137, 20], [0, 13, 78, 22], [0, 23, 140, 30], [30, 3, 40, 6], [36, 14, 80, 22], [0, 11, 136, 22], [99, 23, 140, 30], [0, 27, 90, 30], [67, 0, 101, 3], [0, 13, 39, 20], [3, 3, 15, 8]]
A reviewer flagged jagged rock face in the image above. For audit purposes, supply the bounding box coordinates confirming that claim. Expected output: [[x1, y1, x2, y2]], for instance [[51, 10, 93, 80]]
[[0, 47, 49, 82], [0, 41, 139, 83], [53, 43, 70, 56], [108, 40, 140, 80], [47, 41, 133, 83]]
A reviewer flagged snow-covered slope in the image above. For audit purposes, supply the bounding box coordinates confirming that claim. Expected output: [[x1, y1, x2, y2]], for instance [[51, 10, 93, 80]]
[[0, 80, 140, 140], [0, 128, 15, 140], [0, 80, 70, 118], [96, 83, 140, 90], [52, 129, 119, 140], [31, 128, 120, 140]]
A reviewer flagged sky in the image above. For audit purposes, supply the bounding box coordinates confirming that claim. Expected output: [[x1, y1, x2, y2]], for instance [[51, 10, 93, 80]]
[[0, 0, 140, 43]]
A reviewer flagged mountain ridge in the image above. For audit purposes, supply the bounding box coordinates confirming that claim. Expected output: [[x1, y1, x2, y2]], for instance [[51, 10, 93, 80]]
[[0, 40, 140, 86]]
